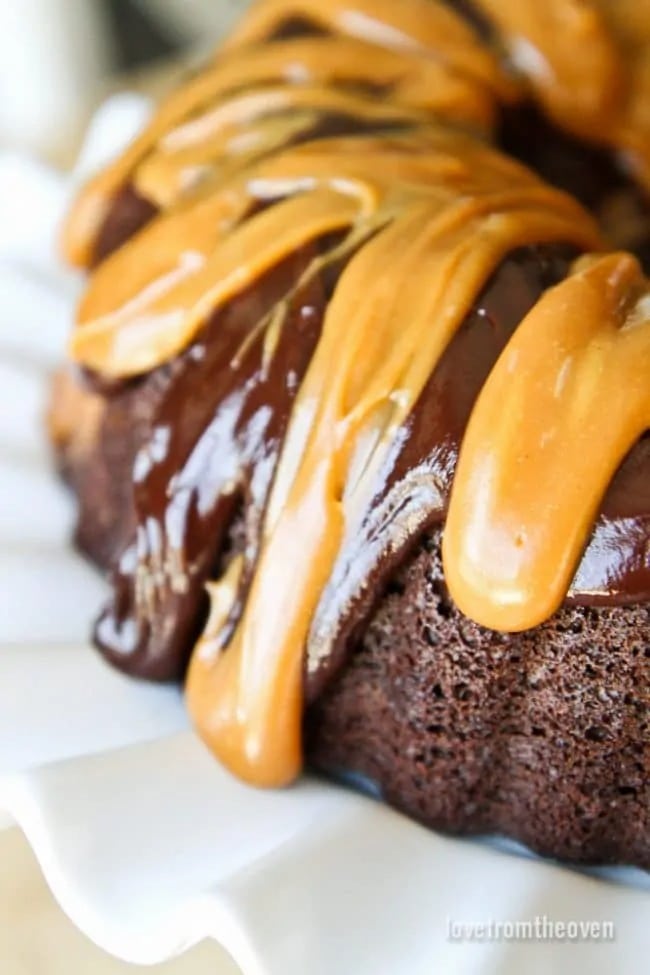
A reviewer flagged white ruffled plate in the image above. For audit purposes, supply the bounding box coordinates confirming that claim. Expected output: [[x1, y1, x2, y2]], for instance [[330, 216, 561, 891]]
[[0, 96, 648, 974]]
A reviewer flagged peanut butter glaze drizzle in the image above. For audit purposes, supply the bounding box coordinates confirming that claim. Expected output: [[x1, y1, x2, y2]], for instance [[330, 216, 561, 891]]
[[63, 0, 650, 270], [444, 252, 650, 632], [62, 0, 650, 786]]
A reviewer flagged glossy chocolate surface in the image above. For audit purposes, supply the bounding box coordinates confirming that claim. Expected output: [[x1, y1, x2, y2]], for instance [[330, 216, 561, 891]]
[[89, 241, 650, 686], [94, 242, 331, 679]]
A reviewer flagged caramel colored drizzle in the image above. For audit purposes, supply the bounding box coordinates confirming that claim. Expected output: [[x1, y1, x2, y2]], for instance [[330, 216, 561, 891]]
[[73, 182, 359, 377], [62, 3, 508, 269], [186, 179, 599, 786], [61, 0, 650, 788], [222, 0, 513, 97], [444, 252, 650, 631], [472, 0, 650, 188], [62, 0, 650, 271], [74, 129, 592, 377]]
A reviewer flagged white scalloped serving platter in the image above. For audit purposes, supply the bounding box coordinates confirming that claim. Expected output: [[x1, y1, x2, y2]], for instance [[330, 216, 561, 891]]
[[0, 96, 648, 974]]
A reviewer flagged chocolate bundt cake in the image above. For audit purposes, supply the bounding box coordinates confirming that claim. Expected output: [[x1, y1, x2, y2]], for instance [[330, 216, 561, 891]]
[[52, 0, 649, 868]]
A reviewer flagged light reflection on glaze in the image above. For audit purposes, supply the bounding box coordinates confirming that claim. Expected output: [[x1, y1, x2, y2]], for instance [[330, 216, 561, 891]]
[[444, 254, 650, 631]]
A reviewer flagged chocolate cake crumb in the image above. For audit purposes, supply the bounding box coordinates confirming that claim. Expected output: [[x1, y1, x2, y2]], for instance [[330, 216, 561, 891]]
[[306, 529, 650, 868]]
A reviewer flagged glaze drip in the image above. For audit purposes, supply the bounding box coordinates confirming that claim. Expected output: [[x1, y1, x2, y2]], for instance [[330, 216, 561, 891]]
[[444, 252, 650, 631]]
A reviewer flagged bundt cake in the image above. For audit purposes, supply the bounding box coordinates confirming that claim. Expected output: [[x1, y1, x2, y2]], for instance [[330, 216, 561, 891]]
[[51, 0, 649, 868]]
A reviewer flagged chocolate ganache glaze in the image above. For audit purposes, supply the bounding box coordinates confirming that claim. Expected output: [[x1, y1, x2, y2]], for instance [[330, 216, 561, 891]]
[[91, 242, 573, 683], [59, 0, 650, 787]]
